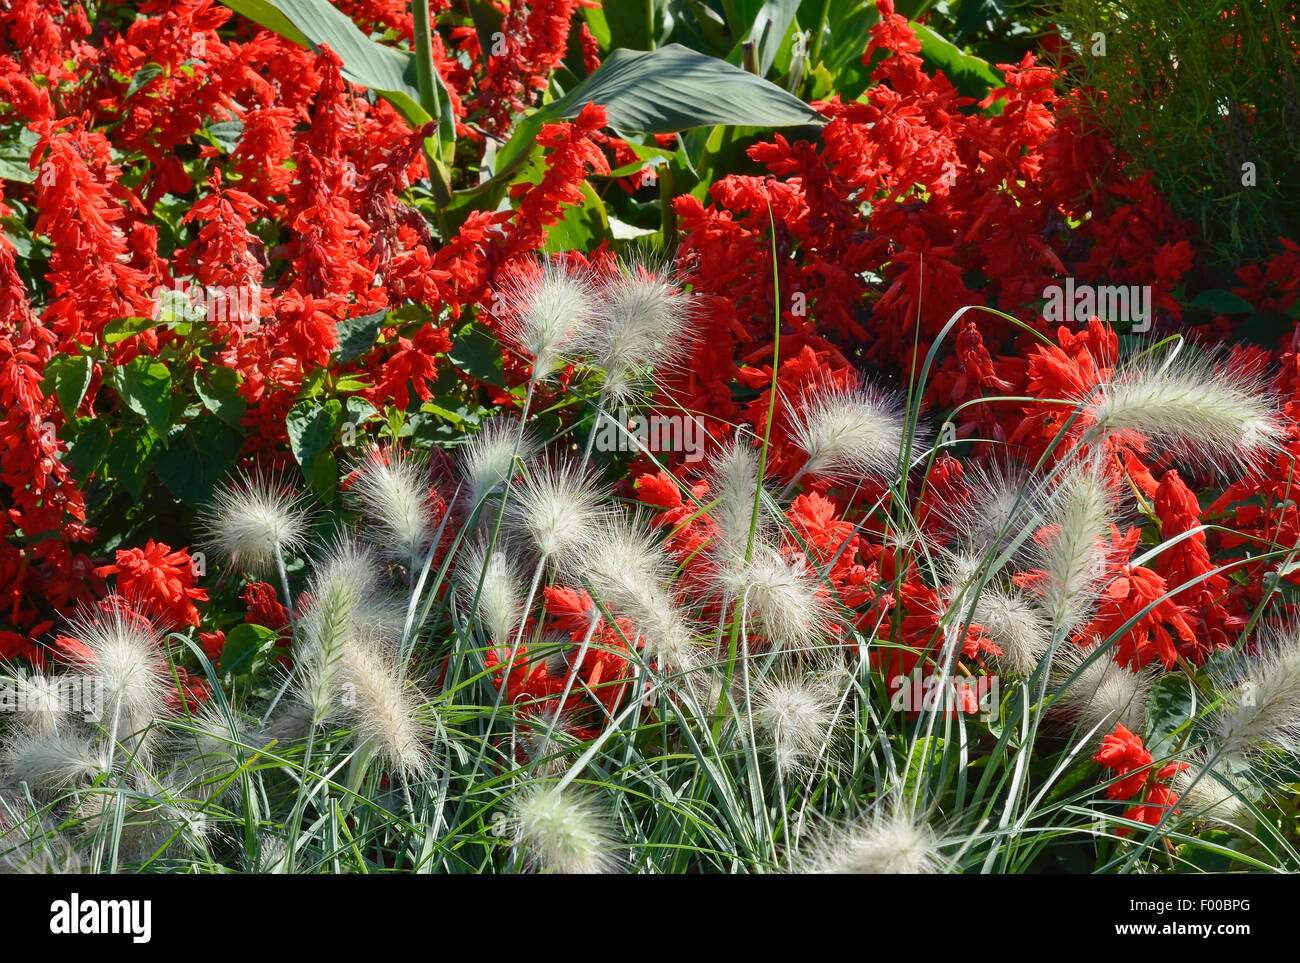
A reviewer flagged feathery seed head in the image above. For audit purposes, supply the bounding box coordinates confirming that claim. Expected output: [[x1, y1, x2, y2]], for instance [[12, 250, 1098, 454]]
[[1172, 761, 1257, 832], [709, 437, 770, 556], [1034, 461, 1114, 630], [789, 382, 906, 481], [506, 786, 618, 874], [1212, 627, 1300, 759], [753, 672, 837, 775], [1052, 644, 1154, 736], [62, 601, 171, 743], [585, 257, 696, 405], [799, 808, 945, 874], [339, 643, 431, 777], [721, 545, 833, 654], [507, 460, 605, 561], [496, 258, 597, 381], [200, 471, 311, 575], [460, 416, 535, 508], [974, 589, 1051, 676], [460, 541, 525, 647], [1084, 348, 1284, 472], [3, 728, 114, 790], [348, 445, 438, 563]]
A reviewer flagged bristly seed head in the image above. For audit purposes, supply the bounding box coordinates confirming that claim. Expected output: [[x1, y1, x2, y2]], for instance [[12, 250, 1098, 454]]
[[583, 256, 696, 406], [495, 258, 598, 382], [348, 445, 438, 565], [788, 381, 906, 481], [506, 786, 619, 874], [200, 470, 312, 575]]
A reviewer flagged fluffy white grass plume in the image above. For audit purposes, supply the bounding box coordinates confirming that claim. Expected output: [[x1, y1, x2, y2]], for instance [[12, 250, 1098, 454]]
[[200, 471, 311, 574], [752, 672, 837, 775], [798, 808, 946, 874], [1051, 644, 1154, 736], [1172, 761, 1256, 832], [583, 257, 695, 405], [972, 588, 1051, 676], [507, 460, 604, 562], [295, 541, 390, 720], [566, 516, 696, 668], [168, 707, 259, 802], [348, 445, 437, 564], [1084, 348, 1284, 472], [339, 643, 431, 777], [495, 258, 597, 381], [942, 462, 1043, 561], [2, 729, 113, 790], [506, 785, 618, 874], [460, 416, 535, 508], [708, 437, 770, 556], [788, 381, 905, 481], [459, 541, 525, 647], [720, 545, 833, 654], [1212, 628, 1300, 760], [61, 602, 172, 748], [0, 669, 68, 736], [1033, 460, 1114, 630]]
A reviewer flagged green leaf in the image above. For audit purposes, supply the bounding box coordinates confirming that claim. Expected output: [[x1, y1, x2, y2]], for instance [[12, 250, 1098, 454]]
[[218, 0, 439, 129], [494, 44, 824, 179], [732, 0, 802, 77], [0, 124, 39, 184], [120, 357, 174, 434], [155, 415, 243, 505], [106, 425, 158, 501], [126, 62, 164, 98], [103, 316, 159, 345], [195, 367, 248, 430], [203, 119, 245, 154], [43, 353, 93, 420], [286, 398, 343, 467], [544, 180, 610, 253], [219, 622, 281, 676], [334, 308, 388, 364], [306, 449, 338, 502], [1146, 672, 1197, 754], [910, 22, 1002, 100], [448, 321, 506, 389], [1191, 289, 1255, 315], [63, 419, 111, 480]]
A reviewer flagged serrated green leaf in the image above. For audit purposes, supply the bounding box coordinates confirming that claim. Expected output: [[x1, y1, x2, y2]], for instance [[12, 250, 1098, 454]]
[[126, 62, 164, 98], [155, 415, 243, 505], [43, 353, 93, 421], [286, 398, 342, 467], [120, 357, 174, 433], [448, 321, 506, 389], [106, 425, 158, 501], [195, 367, 248, 430], [334, 308, 387, 364], [63, 419, 111, 480]]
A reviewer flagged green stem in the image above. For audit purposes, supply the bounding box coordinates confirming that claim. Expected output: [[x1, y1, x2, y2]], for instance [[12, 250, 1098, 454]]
[[717, 203, 782, 730]]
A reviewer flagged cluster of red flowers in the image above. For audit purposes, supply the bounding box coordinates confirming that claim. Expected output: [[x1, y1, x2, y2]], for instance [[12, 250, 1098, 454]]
[[0, 0, 619, 656], [4, 0, 1300, 809], [1094, 723, 1187, 836], [485, 585, 642, 742]]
